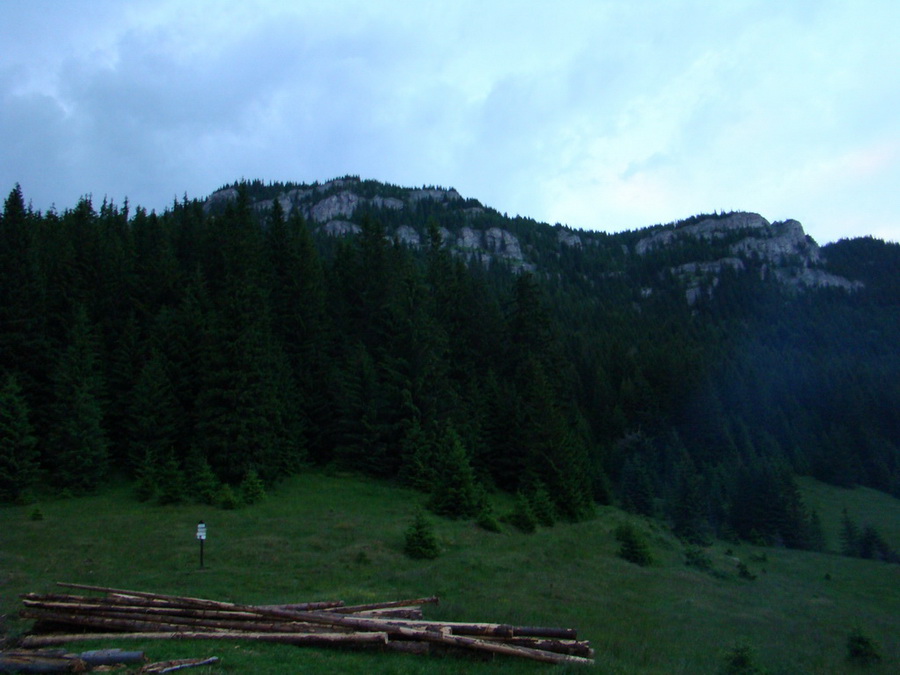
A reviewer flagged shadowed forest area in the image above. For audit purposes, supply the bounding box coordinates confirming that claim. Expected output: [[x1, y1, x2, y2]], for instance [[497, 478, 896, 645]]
[[2, 179, 899, 564]]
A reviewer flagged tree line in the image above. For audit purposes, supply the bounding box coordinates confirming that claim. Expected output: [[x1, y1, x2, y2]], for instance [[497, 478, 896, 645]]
[[2, 181, 898, 556]]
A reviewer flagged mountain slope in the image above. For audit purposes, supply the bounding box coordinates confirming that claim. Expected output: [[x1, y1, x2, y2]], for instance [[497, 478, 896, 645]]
[[2, 178, 898, 557]]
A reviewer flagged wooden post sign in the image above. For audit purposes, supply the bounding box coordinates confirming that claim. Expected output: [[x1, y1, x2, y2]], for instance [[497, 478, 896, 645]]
[[196, 521, 207, 568]]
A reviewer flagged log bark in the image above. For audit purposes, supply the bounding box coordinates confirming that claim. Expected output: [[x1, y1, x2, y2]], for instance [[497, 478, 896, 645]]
[[0, 650, 85, 673], [79, 649, 145, 666]]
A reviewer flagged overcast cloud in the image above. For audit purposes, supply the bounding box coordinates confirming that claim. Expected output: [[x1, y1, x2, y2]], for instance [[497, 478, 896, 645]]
[[2, 0, 898, 243]]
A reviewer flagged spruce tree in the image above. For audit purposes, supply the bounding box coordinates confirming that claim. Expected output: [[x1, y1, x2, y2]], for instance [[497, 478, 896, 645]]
[[404, 509, 440, 559], [47, 305, 108, 493], [428, 424, 481, 519], [0, 374, 39, 502], [125, 348, 179, 472]]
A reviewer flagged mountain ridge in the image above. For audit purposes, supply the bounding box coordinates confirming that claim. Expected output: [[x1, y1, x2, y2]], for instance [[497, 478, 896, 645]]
[[205, 176, 864, 300]]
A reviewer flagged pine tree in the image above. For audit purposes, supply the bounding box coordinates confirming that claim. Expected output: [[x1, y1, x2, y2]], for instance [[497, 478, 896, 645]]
[[428, 424, 481, 519], [615, 523, 654, 566], [155, 446, 185, 505], [0, 374, 39, 502], [125, 348, 179, 472], [47, 305, 108, 493], [0, 185, 51, 438], [184, 446, 220, 505], [404, 509, 440, 559], [240, 468, 266, 505], [504, 491, 538, 534]]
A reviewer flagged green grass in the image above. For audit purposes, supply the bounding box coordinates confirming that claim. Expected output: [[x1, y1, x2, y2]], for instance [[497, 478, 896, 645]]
[[2, 473, 899, 674], [800, 476, 900, 552]]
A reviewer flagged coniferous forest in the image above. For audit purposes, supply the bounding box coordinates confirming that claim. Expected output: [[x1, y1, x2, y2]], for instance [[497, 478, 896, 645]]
[[1, 179, 899, 559]]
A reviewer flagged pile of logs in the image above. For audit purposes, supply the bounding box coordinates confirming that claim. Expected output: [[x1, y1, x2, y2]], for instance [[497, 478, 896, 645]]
[[17, 583, 593, 666]]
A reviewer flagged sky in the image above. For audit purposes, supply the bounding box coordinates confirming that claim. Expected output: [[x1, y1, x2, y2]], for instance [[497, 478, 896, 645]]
[[1, 1, 898, 244]]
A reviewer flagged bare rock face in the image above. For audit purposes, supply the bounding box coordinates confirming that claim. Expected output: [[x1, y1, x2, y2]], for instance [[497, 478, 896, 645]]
[[320, 220, 361, 237], [633, 211, 862, 299], [673, 258, 746, 305], [409, 187, 462, 203], [558, 229, 583, 248], [636, 212, 769, 255], [729, 219, 821, 264], [372, 196, 404, 210], [456, 227, 483, 250], [203, 187, 239, 214], [485, 227, 524, 261], [394, 225, 421, 247], [308, 191, 363, 223], [771, 267, 863, 291]]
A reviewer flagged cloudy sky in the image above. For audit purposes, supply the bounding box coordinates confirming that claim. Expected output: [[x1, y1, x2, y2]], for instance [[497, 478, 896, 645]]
[[2, 1, 898, 243]]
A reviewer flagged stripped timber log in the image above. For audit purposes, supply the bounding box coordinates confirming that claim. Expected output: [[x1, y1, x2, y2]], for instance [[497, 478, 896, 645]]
[[20, 609, 192, 634], [22, 606, 341, 635], [385, 626, 594, 666], [333, 596, 439, 613], [139, 657, 219, 674], [350, 608, 424, 620], [32, 584, 593, 666], [23, 595, 265, 620], [255, 601, 344, 611], [21, 631, 390, 647], [312, 614, 578, 640], [478, 636, 594, 658]]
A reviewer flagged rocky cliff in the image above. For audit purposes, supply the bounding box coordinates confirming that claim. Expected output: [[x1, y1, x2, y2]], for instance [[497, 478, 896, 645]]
[[205, 179, 861, 302]]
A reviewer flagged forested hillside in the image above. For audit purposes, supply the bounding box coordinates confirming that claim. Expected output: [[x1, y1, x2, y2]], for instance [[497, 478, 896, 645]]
[[2, 178, 898, 557]]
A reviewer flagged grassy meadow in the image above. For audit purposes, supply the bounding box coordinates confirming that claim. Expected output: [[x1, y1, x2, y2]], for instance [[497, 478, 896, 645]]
[[2, 472, 899, 674]]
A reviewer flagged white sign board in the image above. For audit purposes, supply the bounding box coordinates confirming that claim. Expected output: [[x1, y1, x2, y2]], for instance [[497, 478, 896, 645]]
[[196, 522, 207, 540]]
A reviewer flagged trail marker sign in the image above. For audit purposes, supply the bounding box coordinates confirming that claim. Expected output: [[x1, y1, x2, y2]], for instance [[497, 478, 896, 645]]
[[196, 521, 207, 568]]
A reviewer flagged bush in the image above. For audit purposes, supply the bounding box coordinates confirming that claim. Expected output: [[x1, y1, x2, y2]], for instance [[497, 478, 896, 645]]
[[186, 449, 220, 505], [240, 468, 266, 505], [404, 510, 439, 559], [737, 561, 757, 581], [684, 546, 713, 572], [615, 523, 653, 566], [503, 492, 537, 534], [218, 483, 241, 510], [528, 482, 557, 527], [846, 628, 882, 666], [476, 503, 502, 533], [720, 643, 764, 674]]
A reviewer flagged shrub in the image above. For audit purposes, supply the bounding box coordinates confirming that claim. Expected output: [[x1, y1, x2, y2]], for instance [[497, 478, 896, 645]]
[[240, 468, 266, 505], [29, 507, 43, 522], [737, 561, 757, 581], [218, 483, 241, 510], [720, 643, 764, 674], [503, 492, 537, 534], [615, 523, 653, 566], [156, 453, 185, 505], [684, 546, 713, 572], [846, 628, 882, 666], [186, 449, 220, 505], [528, 482, 557, 527], [404, 510, 439, 559], [476, 503, 501, 533]]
